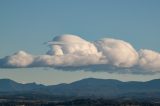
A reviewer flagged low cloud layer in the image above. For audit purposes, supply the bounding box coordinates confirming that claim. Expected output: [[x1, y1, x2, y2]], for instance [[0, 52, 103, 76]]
[[0, 34, 160, 74]]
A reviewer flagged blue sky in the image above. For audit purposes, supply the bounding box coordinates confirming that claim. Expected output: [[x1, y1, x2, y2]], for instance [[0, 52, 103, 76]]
[[0, 0, 160, 84]]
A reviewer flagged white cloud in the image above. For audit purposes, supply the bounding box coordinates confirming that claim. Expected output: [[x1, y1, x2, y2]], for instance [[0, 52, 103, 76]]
[[5, 51, 34, 68], [0, 34, 160, 74], [47, 34, 100, 56], [138, 49, 160, 72], [94, 38, 138, 67]]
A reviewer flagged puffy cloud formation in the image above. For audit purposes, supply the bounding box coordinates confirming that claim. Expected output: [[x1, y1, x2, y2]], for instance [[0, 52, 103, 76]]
[[33, 54, 101, 67], [0, 34, 160, 74], [47, 34, 100, 56], [94, 38, 138, 67], [1, 51, 34, 68], [138, 49, 160, 72]]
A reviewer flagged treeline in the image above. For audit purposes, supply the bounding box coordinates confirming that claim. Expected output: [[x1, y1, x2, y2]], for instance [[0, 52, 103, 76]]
[[0, 98, 159, 106]]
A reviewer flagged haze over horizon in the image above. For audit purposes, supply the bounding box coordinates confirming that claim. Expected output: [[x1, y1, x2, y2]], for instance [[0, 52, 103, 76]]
[[0, 0, 160, 84]]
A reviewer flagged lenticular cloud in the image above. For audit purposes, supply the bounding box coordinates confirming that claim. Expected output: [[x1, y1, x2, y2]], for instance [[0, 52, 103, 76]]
[[0, 34, 160, 74], [47, 35, 100, 56]]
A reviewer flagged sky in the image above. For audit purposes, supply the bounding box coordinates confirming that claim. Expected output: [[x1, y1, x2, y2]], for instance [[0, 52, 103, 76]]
[[0, 0, 160, 85]]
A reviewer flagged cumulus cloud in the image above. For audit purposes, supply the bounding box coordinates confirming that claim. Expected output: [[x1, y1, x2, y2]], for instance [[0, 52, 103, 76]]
[[47, 34, 100, 56], [138, 49, 160, 72], [0, 51, 34, 68], [94, 38, 138, 67], [0, 34, 160, 74]]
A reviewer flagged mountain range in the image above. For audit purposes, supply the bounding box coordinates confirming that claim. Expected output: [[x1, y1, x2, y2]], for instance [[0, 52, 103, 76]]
[[0, 78, 160, 99]]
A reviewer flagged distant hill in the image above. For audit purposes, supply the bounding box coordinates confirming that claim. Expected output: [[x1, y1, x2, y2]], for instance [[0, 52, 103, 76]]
[[0, 78, 160, 99], [0, 79, 44, 92]]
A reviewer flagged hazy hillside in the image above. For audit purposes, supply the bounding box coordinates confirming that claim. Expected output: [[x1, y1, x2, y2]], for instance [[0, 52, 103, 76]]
[[0, 78, 160, 99]]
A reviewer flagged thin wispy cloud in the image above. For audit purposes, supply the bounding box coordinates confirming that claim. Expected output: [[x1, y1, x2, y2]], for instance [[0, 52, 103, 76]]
[[0, 34, 160, 74]]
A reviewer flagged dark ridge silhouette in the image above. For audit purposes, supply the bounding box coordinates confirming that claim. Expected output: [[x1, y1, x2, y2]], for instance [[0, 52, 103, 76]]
[[0, 78, 160, 99]]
